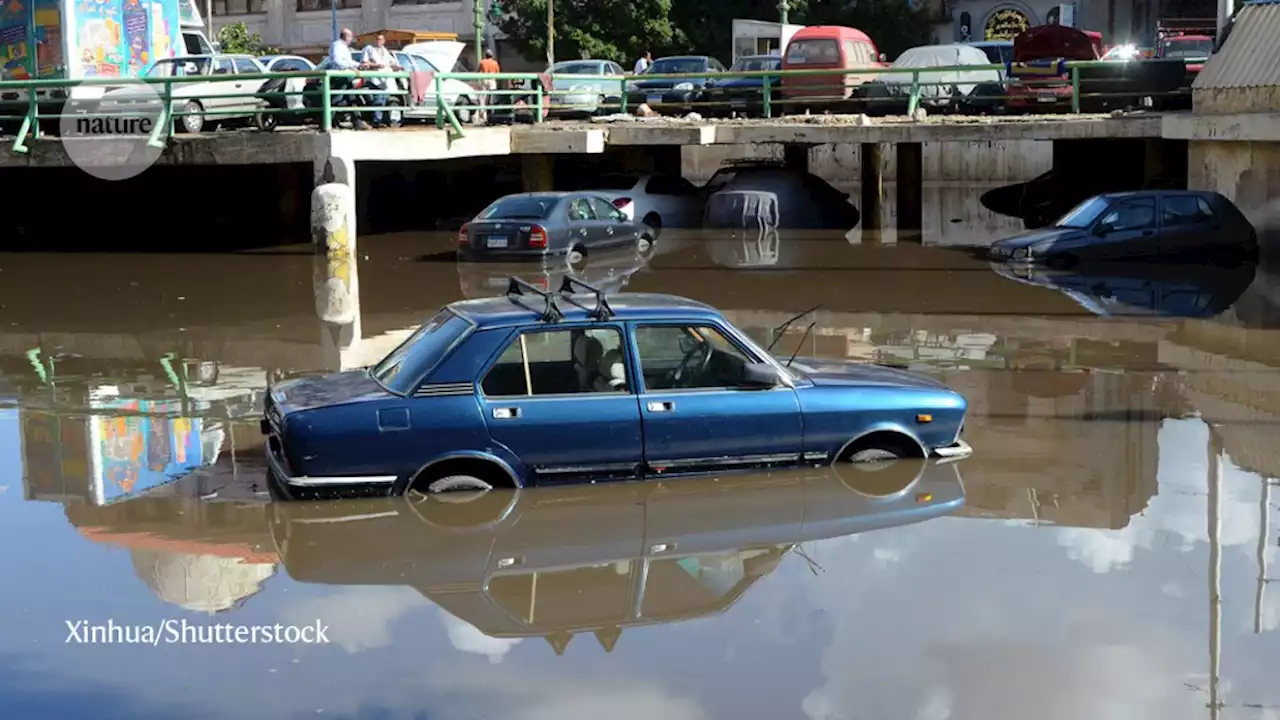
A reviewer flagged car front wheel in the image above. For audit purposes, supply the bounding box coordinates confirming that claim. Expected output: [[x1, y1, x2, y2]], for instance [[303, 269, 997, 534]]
[[425, 475, 493, 493]]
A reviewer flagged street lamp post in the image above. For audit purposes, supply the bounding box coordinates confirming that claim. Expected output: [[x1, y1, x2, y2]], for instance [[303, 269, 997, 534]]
[[330, 0, 338, 42], [778, 0, 788, 25], [475, 0, 485, 68]]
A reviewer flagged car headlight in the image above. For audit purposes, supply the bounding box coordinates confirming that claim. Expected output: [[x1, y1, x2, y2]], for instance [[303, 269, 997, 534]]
[[1015, 247, 1031, 258], [673, 82, 694, 91]]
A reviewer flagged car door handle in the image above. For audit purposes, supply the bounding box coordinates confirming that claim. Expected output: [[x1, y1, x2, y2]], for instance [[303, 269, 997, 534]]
[[492, 407, 521, 419], [606, 226, 614, 234], [647, 401, 674, 412]]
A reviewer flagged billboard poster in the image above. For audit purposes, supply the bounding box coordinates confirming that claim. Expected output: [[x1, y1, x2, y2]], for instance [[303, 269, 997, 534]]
[[89, 398, 203, 505], [75, 0, 123, 77], [0, 0, 29, 80], [121, 0, 146, 74], [34, 0, 64, 78]]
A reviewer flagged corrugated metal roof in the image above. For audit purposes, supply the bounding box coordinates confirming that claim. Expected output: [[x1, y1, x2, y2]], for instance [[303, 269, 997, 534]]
[[1194, 3, 1280, 89]]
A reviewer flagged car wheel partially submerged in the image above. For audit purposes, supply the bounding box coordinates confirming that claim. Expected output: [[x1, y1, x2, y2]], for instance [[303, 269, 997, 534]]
[[425, 474, 494, 493], [835, 454, 927, 498], [566, 246, 587, 272]]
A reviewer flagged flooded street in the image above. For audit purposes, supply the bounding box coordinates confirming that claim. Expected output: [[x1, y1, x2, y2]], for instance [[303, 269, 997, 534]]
[[2, 218, 1280, 719]]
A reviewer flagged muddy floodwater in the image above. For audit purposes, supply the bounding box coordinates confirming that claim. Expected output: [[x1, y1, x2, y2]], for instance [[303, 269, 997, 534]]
[[2, 222, 1280, 719]]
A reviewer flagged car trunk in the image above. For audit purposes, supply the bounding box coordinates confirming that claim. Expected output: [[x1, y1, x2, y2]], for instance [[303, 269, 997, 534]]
[[1008, 25, 1099, 100], [465, 219, 546, 253]]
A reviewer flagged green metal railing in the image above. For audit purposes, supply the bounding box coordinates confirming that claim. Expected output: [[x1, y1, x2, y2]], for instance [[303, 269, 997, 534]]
[[0, 59, 1192, 150]]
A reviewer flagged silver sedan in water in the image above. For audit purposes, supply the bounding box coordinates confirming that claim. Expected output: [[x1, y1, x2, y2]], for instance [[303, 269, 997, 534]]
[[547, 59, 627, 117]]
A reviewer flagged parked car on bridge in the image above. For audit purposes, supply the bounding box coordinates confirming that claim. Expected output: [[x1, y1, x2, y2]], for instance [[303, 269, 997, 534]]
[[704, 54, 782, 117], [389, 44, 482, 124], [780, 25, 887, 113], [547, 59, 627, 117], [99, 54, 267, 133], [626, 55, 727, 114], [569, 172, 706, 236], [858, 43, 1000, 115], [262, 281, 972, 498], [987, 190, 1258, 267], [457, 192, 655, 269]]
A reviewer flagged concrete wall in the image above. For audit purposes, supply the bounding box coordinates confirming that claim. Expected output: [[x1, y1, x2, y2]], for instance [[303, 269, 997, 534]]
[[1188, 141, 1280, 231], [1194, 88, 1280, 116], [681, 140, 1052, 187]]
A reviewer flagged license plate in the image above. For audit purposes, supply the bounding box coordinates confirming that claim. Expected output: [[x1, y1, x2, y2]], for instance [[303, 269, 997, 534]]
[[1037, 94, 1057, 102], [647, 94, 662, 105], [486, 235, 509, 248]]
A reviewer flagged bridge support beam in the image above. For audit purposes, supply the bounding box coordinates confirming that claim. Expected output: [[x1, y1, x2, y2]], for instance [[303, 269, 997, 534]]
[[896, 142, 923, 242], [860, 142, 883, 238], [521, 154, 555, 192]]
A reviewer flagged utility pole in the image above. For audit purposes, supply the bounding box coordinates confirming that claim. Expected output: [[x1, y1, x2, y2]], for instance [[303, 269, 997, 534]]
[[546, 0, 555, 68], [475, 0, 485, 69], [778, 0, 789, 25]]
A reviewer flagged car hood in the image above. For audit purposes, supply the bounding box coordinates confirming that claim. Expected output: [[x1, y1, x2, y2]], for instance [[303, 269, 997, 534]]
[[271, 370, 389, 413], [634, 77, 705, 89], [992, 227, 1081, 250], [786, 357, 948, 390], [715, 76, 773, 88]]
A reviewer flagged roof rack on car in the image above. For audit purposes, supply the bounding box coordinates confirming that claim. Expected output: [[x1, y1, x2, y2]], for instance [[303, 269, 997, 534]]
[[557, 277, 614, 320], [506, 277, 564, 322]]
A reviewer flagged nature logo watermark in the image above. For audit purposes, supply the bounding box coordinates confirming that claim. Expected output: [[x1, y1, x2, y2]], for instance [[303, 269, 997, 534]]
[[59, 80, 168, 181]]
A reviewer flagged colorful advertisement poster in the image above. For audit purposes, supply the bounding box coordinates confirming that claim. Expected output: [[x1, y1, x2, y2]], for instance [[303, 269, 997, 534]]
[[149, 0, 172, 65], [76, 0, 123, 77], [0, 0, 29, 80], [34, 0, 64, 78], [121, 0, 146, 74], [90, 398, 204, 505]]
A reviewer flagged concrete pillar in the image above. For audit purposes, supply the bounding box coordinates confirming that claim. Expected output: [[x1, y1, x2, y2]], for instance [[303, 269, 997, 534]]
[[860, 142, 883, 235], [521, 154, 555, 192], [783, 144, 810, 175], [896, 142, 923, 242], [1143, 139, 1166, 187], [310, 180, 362, 372]]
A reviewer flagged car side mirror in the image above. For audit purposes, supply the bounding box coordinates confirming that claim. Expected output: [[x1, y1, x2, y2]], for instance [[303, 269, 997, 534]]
[[741, 362, 781, 388]]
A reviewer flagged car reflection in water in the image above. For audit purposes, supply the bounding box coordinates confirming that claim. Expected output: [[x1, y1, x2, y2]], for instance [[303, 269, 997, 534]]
[[271, 459, 965, 651], [457, 242, 661, 299], [990, 260, 1256, 318], [706, 222, 782, 268]]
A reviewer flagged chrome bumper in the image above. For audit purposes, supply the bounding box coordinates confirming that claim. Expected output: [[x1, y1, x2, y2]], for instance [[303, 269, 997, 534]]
[[265, 440, 397, 488], [932, 439, 973, 462]]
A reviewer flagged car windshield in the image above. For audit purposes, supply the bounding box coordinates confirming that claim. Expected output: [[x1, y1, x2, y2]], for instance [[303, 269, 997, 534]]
[[1054, 196, 1112, 228], [479, 196, 559, 220], [1163, 39, 1213, 58], [371, 310, 474, 393], [553, 61, 602, 74], [786, 39, 840, 64], [147, 58, 210, 77], [650, 57, 709, 74], [732, 57, 781, 72]]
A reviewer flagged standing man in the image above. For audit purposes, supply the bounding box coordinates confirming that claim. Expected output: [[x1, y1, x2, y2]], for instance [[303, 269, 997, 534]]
[[633, 50, 652, 74], [361, 33, 402, 127], [478, 48, 501, 123], [326, 28, 372, 130]]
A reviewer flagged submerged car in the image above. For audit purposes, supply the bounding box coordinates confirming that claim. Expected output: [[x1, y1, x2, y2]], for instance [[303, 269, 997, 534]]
[[263, 280, 972, 498], [987, 190, 1258, 267], [458, 192, 656, 270]]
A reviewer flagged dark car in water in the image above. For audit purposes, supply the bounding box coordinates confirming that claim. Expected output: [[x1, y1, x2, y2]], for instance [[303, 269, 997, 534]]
[[705, 54, 782, 117], [987, 190, 1257, 267], [458, 192, 655, 269], [627, 55, 727, 114]]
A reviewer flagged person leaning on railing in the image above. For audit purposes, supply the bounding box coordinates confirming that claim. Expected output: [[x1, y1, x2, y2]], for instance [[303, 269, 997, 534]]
[[479, 49, 500, 122], [360, 33, 402, 128], [323, 27, 374, 130]]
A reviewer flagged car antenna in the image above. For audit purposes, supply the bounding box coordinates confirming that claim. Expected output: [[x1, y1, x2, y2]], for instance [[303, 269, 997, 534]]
[[765, 305, 821, 352], [557, 276, 614, 320], [785, 321, 816, 368], [506, 277, 563, 322]]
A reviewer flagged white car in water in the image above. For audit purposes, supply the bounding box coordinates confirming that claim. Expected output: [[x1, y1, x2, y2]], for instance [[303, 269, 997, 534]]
[[570, 172, 706, 236], [97, 54, 267, 133]]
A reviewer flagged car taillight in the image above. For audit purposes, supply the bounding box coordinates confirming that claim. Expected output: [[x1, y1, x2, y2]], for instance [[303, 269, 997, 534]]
[[612, 197, 632, 209], [529, 225, 547, 248], [458, 227, 469, 245]]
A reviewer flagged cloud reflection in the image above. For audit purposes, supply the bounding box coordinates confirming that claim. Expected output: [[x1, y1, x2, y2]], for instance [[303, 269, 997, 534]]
[[280, 586, 424, 653], [437, 608, 521, 664]]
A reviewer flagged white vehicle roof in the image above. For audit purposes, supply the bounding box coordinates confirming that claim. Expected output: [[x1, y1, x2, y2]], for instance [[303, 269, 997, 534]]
[[882, 43, 1000, 87]]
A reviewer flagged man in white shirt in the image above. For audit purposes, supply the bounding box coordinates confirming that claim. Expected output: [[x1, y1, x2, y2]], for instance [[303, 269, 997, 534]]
[[360, 33, 402, 127], [325, 28, 371, 129], [633, 50, 652, 74]]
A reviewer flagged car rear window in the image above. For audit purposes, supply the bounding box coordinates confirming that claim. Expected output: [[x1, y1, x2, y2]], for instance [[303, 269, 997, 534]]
[[650, 57, 709, 74], [553, 61, 601, 74], [479, 196, 559, 220], [372, 310, 474, 393], [732, 57, 781, 72], [786, 39, 840, 64]]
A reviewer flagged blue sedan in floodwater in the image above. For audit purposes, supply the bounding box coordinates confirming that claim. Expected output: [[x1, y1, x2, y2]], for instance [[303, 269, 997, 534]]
[[987, 189, 1258, 267], [262, 278, 972, 499]]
